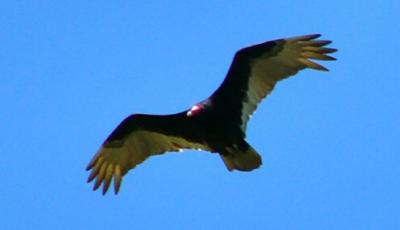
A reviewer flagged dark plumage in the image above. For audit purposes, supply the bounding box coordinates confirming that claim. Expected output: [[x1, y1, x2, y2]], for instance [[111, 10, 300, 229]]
[[86, 34, 337, 195]]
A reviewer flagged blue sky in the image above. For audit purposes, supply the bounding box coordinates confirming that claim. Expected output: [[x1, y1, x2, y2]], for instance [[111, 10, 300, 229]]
[[2, 1, 399, 229]]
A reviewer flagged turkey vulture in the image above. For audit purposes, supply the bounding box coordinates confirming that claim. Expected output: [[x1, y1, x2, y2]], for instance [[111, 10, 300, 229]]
[[86, 34, 337, 195]]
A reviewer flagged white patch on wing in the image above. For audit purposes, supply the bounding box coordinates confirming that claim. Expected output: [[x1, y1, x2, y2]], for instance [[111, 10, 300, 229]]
[[240, 85, 259, 131], [240, 66, 276, 132], [123, 130, 210, 157]]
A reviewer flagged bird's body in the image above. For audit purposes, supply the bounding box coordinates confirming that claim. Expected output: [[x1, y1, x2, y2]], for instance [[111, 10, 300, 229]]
[[86, 34, 337, 194]]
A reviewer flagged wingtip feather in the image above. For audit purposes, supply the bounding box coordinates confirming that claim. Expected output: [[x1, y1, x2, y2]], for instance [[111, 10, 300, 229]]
[[102, 164, 114, 195], [86, 156, 104, 183], [288, 34, 321, 41], [114, 165, 123, 195], [93, 163, 107, 191], [87, 169, 98, 183], [298, 58, 329, 71], [86, 158, 96, 171], [302, 51, 336, 61]]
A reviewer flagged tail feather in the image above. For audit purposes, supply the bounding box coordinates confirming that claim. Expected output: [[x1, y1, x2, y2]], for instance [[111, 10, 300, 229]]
[[220, 144, 262, 171]]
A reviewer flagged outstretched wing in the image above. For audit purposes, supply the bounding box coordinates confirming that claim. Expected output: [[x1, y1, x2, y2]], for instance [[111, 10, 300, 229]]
[[211, 34, 337, 132], [86, 113, 210, 195]]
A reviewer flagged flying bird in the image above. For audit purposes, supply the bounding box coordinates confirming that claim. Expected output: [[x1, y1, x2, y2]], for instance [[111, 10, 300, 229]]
[[86, 34, 337, 195]]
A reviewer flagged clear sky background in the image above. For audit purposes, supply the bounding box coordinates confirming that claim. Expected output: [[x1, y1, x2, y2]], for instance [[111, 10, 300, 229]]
[[2, 1, 399, 229]]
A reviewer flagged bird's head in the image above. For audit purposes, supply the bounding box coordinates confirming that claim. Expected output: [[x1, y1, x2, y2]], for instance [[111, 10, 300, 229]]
[[186, 99, 212, 117]]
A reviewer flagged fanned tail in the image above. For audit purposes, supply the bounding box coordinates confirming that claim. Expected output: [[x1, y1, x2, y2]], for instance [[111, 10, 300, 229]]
[[220, 143, 262, 171]]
